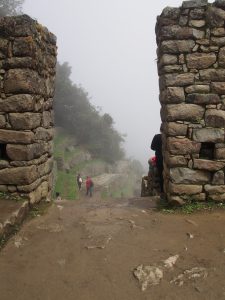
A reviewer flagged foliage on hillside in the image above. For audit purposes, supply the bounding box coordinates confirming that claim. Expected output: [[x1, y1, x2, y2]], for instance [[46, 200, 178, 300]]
[[54, 62, 125, 163]]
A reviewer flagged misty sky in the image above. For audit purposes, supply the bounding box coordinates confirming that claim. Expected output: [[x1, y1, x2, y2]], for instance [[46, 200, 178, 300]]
[[23, 0, 196, 166]]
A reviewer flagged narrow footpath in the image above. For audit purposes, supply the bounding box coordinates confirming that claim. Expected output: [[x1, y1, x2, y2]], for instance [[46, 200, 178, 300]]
[[1, 193, 225, 300]]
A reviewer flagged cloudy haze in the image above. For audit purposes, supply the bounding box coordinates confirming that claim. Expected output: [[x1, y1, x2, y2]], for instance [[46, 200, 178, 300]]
[[24, 0, 194, 166]]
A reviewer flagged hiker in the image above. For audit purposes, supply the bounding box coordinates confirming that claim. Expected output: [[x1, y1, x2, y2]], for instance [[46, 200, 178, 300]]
[[76, 173, 83, 190], [86, 176, 94, 197], [151, 133, 163, 193]]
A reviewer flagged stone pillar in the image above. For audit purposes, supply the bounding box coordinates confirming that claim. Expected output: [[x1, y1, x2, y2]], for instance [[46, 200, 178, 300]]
[[156, 0, 225, 204], [0, 15, 57, 203]]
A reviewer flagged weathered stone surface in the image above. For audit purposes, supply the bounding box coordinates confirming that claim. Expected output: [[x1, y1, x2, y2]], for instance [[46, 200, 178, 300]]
[[3, 57, 36, 69], [212, 170, 224, 184], [179, 15, 188, 26], [0, 115, 6, 128], [0, 38, 8, 55], [218, 47, 225, 67], [0, 165, 38, 185], [164, 122, 188, 136], [0, 129, 34, 144], [168, 195, 186, 205], [160, 65, 183, 73], [190, 8, 205, 19], [159, 54, 178, 66], [29, 181, 49, 204], [211, 36, 225, 46], [211, 27, 225, 36], [38, 158, 54, 177], [17, 178, 41, 193], [162, 103, 204, 122], [182, 0, 208, 8], [206, 6, 225, 27], [211, 82, 225, 94], [9, 113, 41, 130], [34, 127, 54, 141], [161, 7, 180, 19], [6, 143, 47, 161], [189, 19, 205, 27], [42, 111, 54, 128], [170, 167, 211, 184], [0, 160, 9, 169], [160, 87, 185, 104], [186, 94, 221, 104], [159, 25, 200, 40], [160, 40, 195, 54], [192, 128, 224, 142], [169, 182, 202, 194], [200, 69, 225, 81], [193, 159, 225, 171], [160, 73, 195, 88], [165, 153, 188, 167], [205, 184, 225, 194], [215, 147, 225, 159], [209, 194, 225, 201], [185, 85, 210, 93], [215, 0, 225, 9], [186, 53, 216, 69], [4, 69, 45, 95], [0, 95, 35, 112], [205, 109, 225, 127], [13, 37, 36, 57], [167, 137, 201, 155]]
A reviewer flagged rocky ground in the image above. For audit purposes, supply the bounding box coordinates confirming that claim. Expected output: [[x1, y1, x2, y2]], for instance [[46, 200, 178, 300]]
[[1, 193, 225, 300]]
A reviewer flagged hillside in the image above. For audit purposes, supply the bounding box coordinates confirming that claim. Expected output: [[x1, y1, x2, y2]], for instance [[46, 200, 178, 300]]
[[53, 128, 143, 200]]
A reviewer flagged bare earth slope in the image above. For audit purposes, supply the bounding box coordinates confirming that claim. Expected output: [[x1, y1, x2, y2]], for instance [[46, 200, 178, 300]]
[[1, 194, 225, 300]]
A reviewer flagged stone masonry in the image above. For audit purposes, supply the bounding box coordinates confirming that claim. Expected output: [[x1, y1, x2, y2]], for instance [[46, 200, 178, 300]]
[[0, 15, 57, 203], [156, 0, 225, 203]]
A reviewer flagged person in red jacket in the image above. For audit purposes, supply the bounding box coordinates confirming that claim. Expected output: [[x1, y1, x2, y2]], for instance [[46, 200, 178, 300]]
[[86, 176, 94, 197]]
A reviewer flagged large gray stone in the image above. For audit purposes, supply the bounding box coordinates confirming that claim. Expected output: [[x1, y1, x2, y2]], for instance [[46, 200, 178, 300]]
[[186, 94, 221, 104], [160, 73, 195, 88], [164, 122, 188, 136], [193, 159, 225, 171], [167, 137, 201, 155], [205, 184, 225, 194], [4, 69, 45, 95], [211, 36, 225, 46], [165, 152, 188, 167], [6, 143, 47, 161], [200, 69, 225, 81], [159, 25, 200, 40], [169, 182, 202, 194], [208, 194, 225, 201], [0, 95, 35, 112], [211, 82, 225, 94], [215, 0, 225, 9], [185, 85, 210, 93], [0, 129, 34, 144], [211, 27, 225, 36], [205, 109, 225, 128], [170, 167, 211, 184], [215, 147, 225, 159], [162, 103, 204, 122], [206, 6, 225, 27], [161, 7, 180, 19], [161, 40, 195, 54], [182, 0, 208, 8], [34, 127, 54, 141], [0, 165, 38, 185], [218, 47, 225, 67], [9, 113, 41, 130], [159, 54, 178, 66], [186, 53, 216, 69], [190, 8, 205, 19], [160, 87, 185, 104], [29, 181, 49, 204], [192, 128, 224, 142], [13, 37, 36, 57], [212, 170, 224, 184]]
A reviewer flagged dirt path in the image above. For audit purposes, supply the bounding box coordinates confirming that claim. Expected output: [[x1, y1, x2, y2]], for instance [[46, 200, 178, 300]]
[[1, 194, 225, 300]]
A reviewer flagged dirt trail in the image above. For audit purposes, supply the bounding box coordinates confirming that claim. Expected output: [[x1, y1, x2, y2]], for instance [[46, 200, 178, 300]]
[[1, 194, 225, 300]]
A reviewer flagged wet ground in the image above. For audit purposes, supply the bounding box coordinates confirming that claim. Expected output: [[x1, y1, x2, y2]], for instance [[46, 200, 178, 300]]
[[1, 194, 225, 300]]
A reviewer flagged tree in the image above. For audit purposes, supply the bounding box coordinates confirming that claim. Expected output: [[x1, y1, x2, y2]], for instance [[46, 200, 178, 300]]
[[0, 0, 24, 17]]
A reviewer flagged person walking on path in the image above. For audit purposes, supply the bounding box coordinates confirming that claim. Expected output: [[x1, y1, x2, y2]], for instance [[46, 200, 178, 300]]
[[77, 174, 83, 190], [86, 176, 94, 197]]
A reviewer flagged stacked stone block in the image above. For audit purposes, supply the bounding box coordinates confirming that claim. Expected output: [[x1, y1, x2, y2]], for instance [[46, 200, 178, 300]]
[[156, 0, 225, 203], [0, 15, 57, 203]]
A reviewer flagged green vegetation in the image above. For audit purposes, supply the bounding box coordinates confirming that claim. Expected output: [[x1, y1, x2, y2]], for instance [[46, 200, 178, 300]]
[[158, 200, 225, 214], [54, 62, 125, 163]]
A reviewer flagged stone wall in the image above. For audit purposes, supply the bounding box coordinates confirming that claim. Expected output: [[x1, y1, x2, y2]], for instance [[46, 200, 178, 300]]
[[0, 15, 57, 203], [156, 0, 225, 204]]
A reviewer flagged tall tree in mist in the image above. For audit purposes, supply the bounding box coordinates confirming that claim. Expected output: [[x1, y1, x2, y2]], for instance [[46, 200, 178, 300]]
[[0, 0, 24, 17], [54, 62, 125, 163]]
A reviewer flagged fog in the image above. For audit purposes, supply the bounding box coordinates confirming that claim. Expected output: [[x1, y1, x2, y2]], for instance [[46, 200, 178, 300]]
[[24, 0, 187, 167]]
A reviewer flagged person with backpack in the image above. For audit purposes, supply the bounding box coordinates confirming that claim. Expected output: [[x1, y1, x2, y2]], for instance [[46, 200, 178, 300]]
[[85, 176, 94, 197], [76, 173, 83, 190]]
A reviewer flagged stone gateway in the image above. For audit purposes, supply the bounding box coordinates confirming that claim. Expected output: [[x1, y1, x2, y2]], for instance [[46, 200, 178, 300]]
[[156, 0, 225, 203]]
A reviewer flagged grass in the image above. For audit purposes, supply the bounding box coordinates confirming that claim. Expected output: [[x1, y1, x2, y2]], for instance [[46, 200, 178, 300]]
[[158, 199, 225, 214]]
